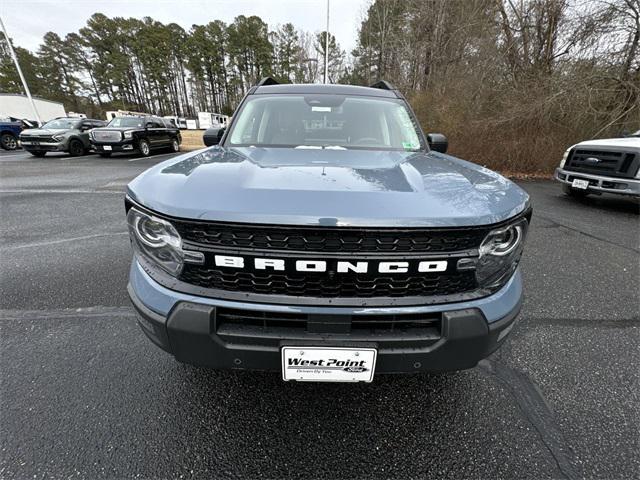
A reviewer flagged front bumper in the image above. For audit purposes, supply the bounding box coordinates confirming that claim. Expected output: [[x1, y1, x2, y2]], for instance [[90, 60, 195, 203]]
[[128, 260, 523, 374], [555, 167, 640, 197], [92, 140, 135, 153], [20, 140, 66, 152]]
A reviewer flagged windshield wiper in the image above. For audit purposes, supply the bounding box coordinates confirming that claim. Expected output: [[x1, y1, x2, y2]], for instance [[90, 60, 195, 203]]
[[293, 145, 347, 150]]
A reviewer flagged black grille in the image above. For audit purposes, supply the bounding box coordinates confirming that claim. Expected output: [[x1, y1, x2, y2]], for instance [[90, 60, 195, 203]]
[[174, 221, 487, 253], [22, 135, 54, 142], [180, 265, 478, 298], [565, 148, 639, 179], [216, 307, 441, 335], [166, 218, 491, 299]]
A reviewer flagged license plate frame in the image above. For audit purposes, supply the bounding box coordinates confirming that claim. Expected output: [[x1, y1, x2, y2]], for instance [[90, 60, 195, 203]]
[[571, 178, 589, 189], [103, 145, 112, 151], [281, 346, 377, 383]]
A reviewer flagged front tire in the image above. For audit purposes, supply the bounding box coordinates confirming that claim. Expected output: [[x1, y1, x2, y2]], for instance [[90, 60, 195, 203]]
[[138, 139, 151, 157], [30, 151, 46, 157], [1, 133, 18, 150], [562, 184, 589, 198], [68, 139, 85, 156]]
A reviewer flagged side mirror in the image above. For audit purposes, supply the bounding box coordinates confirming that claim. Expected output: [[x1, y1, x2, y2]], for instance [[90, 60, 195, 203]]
[[145, 122, 153, 129], [427, 133, 448, 154], [203, 127, 225, 146]]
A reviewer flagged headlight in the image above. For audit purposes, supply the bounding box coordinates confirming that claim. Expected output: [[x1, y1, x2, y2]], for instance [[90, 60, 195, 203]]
[[475, 217, 529, 289], [53, 134, 65, 141], [127, 208, 184, 276], [559, 148, 571, 168], [123, 130, 133, 139]]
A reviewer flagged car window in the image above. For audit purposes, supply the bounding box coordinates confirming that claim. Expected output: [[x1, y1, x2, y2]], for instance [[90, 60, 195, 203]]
[[107, 117, 144, 128], [227, 94, 423, 151]]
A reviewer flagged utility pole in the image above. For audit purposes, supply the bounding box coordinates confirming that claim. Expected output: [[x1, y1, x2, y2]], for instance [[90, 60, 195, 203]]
[[324, 0, 329, 84], [0, 16, 42, 125]]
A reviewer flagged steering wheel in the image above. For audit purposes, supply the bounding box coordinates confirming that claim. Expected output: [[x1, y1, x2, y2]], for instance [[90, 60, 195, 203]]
[[352, 137, 380, 146]]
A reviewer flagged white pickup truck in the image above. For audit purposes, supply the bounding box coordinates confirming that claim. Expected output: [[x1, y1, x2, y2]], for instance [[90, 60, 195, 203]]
[[555, 132, 640, 198]]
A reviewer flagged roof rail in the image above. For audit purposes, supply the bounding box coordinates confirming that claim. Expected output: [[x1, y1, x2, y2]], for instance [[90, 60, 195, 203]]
[[256, 77, 279, 87], [369, 80, 395, 90]]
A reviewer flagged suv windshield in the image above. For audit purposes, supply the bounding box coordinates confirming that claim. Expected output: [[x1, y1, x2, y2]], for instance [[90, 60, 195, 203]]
[[42, 118, 81, 129], [108, 117, 145, 128], [227, 94, 423, 151]]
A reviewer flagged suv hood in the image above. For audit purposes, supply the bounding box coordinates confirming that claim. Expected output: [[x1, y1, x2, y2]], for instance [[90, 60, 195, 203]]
[[94, 127, 133, 132], [21, 128, 71, 135], [127, 147, 530, 227], [574, 137, 640, 149]]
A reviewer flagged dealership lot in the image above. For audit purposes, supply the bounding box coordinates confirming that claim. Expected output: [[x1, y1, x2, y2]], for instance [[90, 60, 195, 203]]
[[1, 150, 638, 479]]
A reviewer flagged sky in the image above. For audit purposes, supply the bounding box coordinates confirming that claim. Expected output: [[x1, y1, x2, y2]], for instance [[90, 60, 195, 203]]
[[1, 0, 370, 54]]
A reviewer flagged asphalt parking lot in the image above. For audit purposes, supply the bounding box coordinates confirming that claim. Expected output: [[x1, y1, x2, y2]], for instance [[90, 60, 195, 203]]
[[1, 149, 638, 479]]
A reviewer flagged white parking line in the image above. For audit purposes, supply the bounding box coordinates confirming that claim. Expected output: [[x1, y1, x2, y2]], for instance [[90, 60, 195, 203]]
[[1, 232, 129, 250], [128, 153, 175, 162], [0, 189, 123, 194]]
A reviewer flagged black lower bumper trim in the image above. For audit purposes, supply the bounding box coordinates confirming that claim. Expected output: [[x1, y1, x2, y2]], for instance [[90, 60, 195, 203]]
[[24, 146, 65, 152], [128, 284, 521, 374], [92, 142, 135, 153]]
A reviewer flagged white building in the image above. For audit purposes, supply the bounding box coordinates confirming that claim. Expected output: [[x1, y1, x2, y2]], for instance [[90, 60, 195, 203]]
[[0, 93, 66, 122], [105, 110, 150, 121], [197, 112, 229, 130]]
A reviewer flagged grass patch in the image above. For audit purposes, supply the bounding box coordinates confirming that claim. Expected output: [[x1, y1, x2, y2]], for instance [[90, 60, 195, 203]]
[[181, 130, 206, 151]]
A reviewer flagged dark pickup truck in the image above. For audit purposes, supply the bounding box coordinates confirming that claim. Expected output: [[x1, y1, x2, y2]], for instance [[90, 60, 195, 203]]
[[91, 116, 181, 157]]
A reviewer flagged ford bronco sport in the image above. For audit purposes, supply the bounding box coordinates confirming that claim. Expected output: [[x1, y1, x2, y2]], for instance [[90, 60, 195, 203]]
[[126, 79, 531, 382]]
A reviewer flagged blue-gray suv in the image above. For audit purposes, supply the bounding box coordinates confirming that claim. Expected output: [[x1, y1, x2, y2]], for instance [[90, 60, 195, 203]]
[[126, 79, 531, 382]]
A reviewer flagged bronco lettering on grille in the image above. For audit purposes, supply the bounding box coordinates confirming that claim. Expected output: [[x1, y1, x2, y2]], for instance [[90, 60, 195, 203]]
[[213, 255, 448, 273]]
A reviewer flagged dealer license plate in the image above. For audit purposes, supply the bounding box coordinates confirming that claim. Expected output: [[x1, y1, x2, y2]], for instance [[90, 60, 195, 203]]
[[282, 347, 377, 382], [103, 145, 112, 151], [572, 178, 589, 189]]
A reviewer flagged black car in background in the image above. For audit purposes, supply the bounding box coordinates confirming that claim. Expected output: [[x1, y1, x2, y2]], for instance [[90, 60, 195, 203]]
[[90, 116, 181, 157]]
